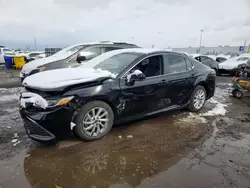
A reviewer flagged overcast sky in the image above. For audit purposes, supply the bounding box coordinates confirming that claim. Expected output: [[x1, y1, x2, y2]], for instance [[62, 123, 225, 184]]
[[0, 0, 250, 49]]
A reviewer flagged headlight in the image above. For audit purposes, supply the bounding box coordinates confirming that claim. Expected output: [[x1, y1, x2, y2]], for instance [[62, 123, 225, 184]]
[[47, 96, 74, 107], [39, 66, 46, 72]]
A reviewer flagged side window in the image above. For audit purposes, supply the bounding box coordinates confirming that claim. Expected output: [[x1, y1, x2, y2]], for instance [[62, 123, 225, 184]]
[[186, 59, 193, 70], [216, 57, 226, 63], [200, 56, 211, 64], [102, 47, 122, 53], [131, 55, 163, 78], [195, 56, 201, 62], [70, 47, 101, 62], [167, 54, 187, 74], [81, 47, 101, 60]]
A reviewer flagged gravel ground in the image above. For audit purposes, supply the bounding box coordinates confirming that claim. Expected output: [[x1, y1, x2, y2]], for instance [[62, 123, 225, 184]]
[[0, 76, 250, 188]]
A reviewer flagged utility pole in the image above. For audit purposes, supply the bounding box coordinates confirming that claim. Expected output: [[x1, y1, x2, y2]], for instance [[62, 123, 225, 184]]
[[199, 29, 204, 53], [243, 40, 246, 53], [34, 37, 37, 50]]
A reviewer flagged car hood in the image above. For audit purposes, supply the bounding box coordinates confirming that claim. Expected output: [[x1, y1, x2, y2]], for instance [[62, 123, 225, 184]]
[[219, 58, 247, 69], [20, 55, 67, 75], [22, 68, 116, 91]]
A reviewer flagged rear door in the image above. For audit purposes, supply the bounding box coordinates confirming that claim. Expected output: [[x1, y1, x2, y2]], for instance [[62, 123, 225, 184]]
[[163, 53, 196, 105]]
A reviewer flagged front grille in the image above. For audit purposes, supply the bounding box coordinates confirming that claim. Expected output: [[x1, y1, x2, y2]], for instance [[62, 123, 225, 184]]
[[24, 118, 55, 141]]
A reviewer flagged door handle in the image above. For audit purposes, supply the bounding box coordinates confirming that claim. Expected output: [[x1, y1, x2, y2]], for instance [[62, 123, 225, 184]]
[[158, 79, 168, 85]]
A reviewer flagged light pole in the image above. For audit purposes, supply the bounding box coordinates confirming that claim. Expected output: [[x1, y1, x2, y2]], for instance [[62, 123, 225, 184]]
[[199, 29, 204, 53]]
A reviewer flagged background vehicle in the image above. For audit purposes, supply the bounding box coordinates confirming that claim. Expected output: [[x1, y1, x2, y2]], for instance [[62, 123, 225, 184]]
[[0, 47, 15, 64], [20, 41, 138, 80], [26, 52, 46, 62], [215, 54, 230, 63], [190, 54, 219, 74], [20, 48, 216, 143], [219, 53, 250, 75], [230, 77, 250, 98]]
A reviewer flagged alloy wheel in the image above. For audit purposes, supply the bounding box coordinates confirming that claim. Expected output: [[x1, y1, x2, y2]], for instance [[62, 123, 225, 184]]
[[193, 89, 205, 109], [82, 107, 109, 137]]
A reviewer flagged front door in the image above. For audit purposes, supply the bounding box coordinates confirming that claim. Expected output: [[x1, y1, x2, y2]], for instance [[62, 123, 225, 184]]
[[117, 54, 172, 120]]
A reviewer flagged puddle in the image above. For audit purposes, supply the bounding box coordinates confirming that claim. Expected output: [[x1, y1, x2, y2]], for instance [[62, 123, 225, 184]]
[[23, 112, 210, 188], [0, 151, 31, 188]]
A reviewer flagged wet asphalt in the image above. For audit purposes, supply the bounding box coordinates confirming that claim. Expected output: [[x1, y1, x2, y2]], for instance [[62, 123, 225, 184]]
[[0, 76, 250, 188]]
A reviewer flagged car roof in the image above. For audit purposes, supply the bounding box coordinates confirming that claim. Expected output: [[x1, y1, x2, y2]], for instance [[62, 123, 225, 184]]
[[79, 48, 185, 69], [190, 53, 201, 58], [65, 41, 137, 48]]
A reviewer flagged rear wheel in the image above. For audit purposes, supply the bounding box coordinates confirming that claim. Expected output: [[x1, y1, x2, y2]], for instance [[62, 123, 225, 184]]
[[75, 101, 114, 141], [188, 85, 207, 112], [232, 89, 243, 99], [237, 68, 244, 77]]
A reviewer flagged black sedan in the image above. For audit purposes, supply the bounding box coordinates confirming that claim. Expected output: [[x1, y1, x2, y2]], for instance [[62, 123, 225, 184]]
[[20, 49, 216, 143], [190, 54, 219, 75]]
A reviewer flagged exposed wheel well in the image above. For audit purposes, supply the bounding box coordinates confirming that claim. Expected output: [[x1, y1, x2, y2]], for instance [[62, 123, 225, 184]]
[[72, 99, 117, 123]]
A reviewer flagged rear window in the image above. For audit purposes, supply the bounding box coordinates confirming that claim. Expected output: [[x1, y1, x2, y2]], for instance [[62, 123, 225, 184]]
[[167, 54, 187, 73]]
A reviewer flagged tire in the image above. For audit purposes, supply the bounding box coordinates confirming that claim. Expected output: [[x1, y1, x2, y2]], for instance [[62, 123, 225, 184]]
[[232, 89, 243, 99], [188, 85, 207, 112], [237, 68, 244, 77], [74, 101, 114, 141]]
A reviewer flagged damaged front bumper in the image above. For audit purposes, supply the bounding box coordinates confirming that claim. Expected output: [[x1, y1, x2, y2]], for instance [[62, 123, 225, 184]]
[[20, 103, 75, 143]]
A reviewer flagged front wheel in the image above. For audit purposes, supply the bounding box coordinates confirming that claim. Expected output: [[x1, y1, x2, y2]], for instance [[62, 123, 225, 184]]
[[74, 101, 114, 141], [188, 85, 207, 112], [232, 89, 243, 99]]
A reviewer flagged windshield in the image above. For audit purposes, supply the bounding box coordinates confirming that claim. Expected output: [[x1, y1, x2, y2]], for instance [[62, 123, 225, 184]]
[[51, 45, 87, 58], [237, 57, 249, 61], [81, 53, 141, 75], [216, 57, 227, 63], [29, 53, 41, 57]]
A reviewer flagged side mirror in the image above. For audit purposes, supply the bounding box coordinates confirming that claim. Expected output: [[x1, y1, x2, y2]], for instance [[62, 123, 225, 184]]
[[76, 54, 86, 63], [126, 70, 146, 85]]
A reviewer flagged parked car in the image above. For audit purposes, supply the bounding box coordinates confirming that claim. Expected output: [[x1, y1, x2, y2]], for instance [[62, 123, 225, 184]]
[[0, 47, 15, 64], [26, 52, 45, 62], [215, 54, 230, 63], [218, 53, 250, 75], [19, 48, 216, 143], [20, 41, 138, 81], [190, 54, 219, 74]]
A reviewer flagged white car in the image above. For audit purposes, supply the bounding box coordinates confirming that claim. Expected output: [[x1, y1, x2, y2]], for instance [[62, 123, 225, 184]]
[[218, 54, 250, 75], [215, 54, 231, 63], [26, 52, 45, 62], [0, 47, 15, 64]]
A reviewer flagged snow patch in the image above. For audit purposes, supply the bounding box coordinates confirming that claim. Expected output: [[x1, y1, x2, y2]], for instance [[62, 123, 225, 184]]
[[180, 113, 207, 124], [202, 99, 227, 116], [0, 87, 23, 102], [23, 68, 114, 90], [20, 92, 48, 109], [0, 93, 19, 102]]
